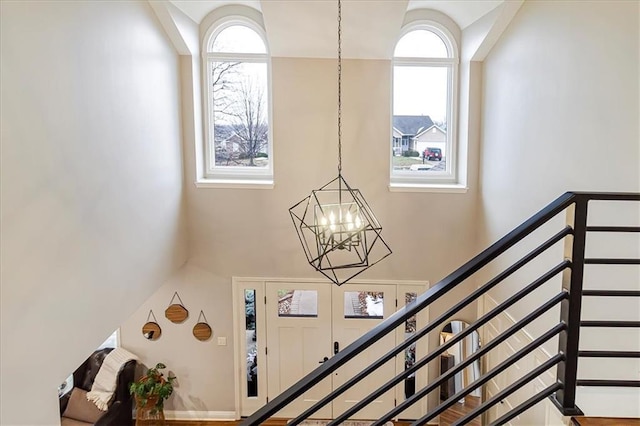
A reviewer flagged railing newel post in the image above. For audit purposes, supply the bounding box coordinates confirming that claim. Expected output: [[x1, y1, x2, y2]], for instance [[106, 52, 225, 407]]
[[551, 196, 588, 415]]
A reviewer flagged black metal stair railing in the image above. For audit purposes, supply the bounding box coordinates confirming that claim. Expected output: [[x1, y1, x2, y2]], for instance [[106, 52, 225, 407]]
[[241, 191, 640, 425]]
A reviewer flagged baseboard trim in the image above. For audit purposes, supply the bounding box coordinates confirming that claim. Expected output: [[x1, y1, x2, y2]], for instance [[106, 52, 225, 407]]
[[164, 410, 237, 420]]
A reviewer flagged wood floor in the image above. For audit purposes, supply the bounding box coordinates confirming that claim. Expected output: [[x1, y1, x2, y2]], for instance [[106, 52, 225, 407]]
[[571, 418, 640, 426], [437, 395, 480, 426], [166, 416, 640, 426], [166, 421, 411, 426]]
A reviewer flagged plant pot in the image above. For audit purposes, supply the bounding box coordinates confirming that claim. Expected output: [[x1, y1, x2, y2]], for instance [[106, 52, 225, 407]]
[[135, 395, 165, 426]]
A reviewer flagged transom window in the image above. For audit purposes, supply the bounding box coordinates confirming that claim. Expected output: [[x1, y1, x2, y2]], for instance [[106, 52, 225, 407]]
[[391, 24, 458, 186], [203, 19, 272, 183]]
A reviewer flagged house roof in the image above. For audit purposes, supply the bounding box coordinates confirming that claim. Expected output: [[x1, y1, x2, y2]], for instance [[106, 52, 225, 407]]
[[415, 124, 446, 138], [393, 115, 434, 136]]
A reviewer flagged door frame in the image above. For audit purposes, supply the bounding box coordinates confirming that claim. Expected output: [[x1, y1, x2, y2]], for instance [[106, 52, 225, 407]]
[[232, 277, 429, 419]]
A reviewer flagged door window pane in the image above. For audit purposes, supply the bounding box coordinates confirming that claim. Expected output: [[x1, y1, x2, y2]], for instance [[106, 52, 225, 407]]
[[344, 291, 384, 319], [404, 292, 418, 398], [245, 289, 258, 397], [277, 289, 318, 317]]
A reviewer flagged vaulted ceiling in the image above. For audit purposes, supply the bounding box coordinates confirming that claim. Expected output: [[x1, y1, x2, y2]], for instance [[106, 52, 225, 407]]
[[169, 0, 503, 59]]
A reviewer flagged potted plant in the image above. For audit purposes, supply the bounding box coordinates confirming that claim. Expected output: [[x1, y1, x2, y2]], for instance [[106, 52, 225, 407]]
[[129, 363, 176, 420]]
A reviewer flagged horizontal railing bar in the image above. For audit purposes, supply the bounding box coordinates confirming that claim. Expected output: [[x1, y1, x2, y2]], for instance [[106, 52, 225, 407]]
[[242, 193, 580, 425], [573, 192, 640, 201], [585, 258, 640, 265], [371, 292, 568, 426], [243, 196, 583, 424], [577, 380, 640, 387], [289, 229, 573, 425], [334, 264, 569, 425], [242, 193, 640, 426], [581, 321, 640, 328], [449, 354, 565, 426], [582, 290, 640, 297], [579, 351, 640, 358], [408, 323, 566, 426], [587, 226, 640, 232], [490, 382, 563, 426]]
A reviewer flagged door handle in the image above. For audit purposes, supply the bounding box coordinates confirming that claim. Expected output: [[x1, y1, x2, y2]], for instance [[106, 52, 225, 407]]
[[319, 356, 329, 364], [334, 341, 339, 355]]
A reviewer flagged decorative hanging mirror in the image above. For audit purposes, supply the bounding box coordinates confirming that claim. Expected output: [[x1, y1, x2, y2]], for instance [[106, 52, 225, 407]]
[[192, 310, 212, 342], [142, 310, 161, 341], [165, 291, 189, 324]]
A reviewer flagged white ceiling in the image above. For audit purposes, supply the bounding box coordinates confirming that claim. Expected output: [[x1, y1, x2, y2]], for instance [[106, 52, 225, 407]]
[[407, 1, 504, 29], [169, 0, 504, 59]]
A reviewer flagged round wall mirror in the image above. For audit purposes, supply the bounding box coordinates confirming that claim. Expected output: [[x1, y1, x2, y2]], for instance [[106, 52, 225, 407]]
[[193, 322, 212, 341], [142, 322, 161, 341], [439, 320, 482, 425]]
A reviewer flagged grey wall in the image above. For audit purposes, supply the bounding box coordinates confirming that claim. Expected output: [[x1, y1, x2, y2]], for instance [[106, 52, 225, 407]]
[[0, 1, 187, 423]]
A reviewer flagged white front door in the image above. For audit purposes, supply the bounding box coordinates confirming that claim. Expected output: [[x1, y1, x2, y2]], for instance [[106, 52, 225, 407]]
[[331, 283, 397, 419], [265, 281, 333, 419], [239, 278, 428, 420]]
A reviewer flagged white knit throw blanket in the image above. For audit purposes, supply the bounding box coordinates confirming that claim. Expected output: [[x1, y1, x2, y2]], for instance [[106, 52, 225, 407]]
[[87, 347, 138, 411]]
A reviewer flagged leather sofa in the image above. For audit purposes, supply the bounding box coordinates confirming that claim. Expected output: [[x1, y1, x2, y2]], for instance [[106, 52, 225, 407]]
[[59, 348, 136, 426]]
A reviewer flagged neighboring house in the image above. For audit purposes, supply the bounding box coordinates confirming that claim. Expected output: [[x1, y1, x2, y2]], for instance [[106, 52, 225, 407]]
[[214, 125, 242, 154], [392, 115, 434, 154], [414, 124, 447, 158]]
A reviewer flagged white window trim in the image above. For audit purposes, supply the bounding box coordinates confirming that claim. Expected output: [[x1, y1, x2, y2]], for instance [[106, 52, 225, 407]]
[[200, 16, 274, 188], [390, 20, 463, 191]]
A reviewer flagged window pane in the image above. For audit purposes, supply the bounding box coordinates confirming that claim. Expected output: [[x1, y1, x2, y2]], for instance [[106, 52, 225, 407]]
[[211, 61, 269, 168], [97, 330, 118, 349], [344, 291, 384, 319], [394, 30, 448, 58], [277, 290, 318, 317], [404, 293, 417, 399], [392, 65, 449, 173], [212, 25, 266, 54], [245, 289, 258, 397]]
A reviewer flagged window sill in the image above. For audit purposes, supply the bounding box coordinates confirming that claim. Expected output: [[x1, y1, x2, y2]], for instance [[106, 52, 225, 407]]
[[388, 182, 468, 193], [195, 178, 274, 189]]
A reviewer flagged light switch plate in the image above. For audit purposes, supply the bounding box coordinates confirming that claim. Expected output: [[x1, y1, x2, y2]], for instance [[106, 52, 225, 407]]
[[217, 336, 227, 346]]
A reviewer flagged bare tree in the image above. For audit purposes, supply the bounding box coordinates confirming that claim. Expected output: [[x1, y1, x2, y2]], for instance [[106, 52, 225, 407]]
[[226, 77, 268, 166], [211, 61, 240, 115]]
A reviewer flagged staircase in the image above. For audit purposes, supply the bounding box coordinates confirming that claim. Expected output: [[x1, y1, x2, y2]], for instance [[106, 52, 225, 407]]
[[241, 192, 640, 425]]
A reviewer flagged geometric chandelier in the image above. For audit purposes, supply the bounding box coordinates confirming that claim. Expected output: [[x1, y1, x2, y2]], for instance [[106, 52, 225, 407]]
[[289, 0, 391, 286]]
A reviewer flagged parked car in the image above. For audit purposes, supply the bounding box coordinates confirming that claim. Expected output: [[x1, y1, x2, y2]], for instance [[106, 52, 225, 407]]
[[424, 147, 442, 161]]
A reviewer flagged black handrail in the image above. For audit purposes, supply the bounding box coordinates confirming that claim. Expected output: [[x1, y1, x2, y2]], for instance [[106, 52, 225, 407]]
[[372, 294, 568, 425], [332, 266, 569, 425], [449, 354, 565, 426], [492, 382, 563, 426], [241, 192, 640, 425], [287, 226, 572, 425], [391, 322, 566, 426]]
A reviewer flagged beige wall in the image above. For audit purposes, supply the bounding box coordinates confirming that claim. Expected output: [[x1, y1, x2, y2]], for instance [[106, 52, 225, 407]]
[[479, 0, 639, 415], [120, 56, 481, 414], [0, 1, 187, 424], [120, 265, 232, 413]]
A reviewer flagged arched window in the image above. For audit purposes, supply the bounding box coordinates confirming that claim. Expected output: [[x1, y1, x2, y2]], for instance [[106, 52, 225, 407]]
[[391, 23, 458, 185], [203, 18, 272, 183]]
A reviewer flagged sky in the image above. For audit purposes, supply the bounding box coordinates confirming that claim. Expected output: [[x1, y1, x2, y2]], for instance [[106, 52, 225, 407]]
[[212, 25, 451, 123]]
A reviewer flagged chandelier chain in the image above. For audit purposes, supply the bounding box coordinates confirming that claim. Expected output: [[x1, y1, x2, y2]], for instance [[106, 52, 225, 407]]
[[337, 0, 342, 175]]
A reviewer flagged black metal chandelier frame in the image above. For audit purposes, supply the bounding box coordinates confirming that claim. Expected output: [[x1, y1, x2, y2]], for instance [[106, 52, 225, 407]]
[[288, 0, 391, 286]]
